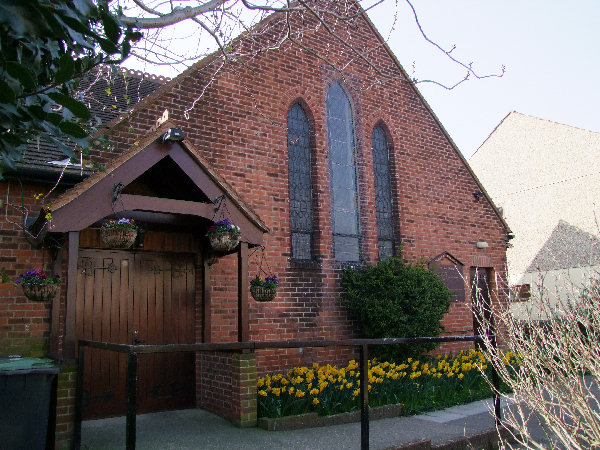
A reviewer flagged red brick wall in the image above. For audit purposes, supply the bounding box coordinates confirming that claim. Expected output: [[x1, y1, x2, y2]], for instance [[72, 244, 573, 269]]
[[54, 366, 77, 449], [87, 6, 508, 371], [0, 3, 509, 439], [0, 181, 60, 356]]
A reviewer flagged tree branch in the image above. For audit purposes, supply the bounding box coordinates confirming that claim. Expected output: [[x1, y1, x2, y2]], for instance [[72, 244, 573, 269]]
[[120, 0, 229, 28]]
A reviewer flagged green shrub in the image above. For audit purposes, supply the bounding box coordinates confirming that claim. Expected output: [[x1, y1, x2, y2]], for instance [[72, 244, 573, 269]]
[[341, 257, 452, 361]]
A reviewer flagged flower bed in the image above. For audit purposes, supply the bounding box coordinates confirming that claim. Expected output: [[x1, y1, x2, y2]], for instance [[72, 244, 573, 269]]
[[257, 349, 516, 419]]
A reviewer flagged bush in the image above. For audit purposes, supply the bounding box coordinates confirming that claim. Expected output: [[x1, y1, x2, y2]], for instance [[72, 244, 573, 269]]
[[341, 257, 452, 361]]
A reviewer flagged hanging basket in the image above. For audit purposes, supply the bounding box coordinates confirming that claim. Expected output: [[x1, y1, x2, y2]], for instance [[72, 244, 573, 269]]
[[21, 283, 60, 302], [101, 227, 138, 249], [250, 285, 278, 302], [208, 232, 240, 252]]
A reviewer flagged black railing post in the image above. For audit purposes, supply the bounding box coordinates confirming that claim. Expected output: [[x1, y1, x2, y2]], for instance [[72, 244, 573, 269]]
[[490, 333, 502, 426], [73, 343, 85, 450], [359, 344, 369, 450], [126, 351, 138, 450]]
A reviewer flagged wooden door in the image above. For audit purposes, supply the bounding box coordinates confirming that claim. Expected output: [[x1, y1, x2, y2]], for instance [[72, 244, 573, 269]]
[[77, 250, 196, 419]]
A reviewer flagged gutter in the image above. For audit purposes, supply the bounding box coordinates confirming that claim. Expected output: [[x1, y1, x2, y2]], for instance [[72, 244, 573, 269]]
[[5, 164, 92, 187]]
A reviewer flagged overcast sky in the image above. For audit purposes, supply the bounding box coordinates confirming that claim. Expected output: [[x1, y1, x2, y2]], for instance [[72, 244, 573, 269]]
[[367, 0, 600, 158], [123, 0, 600, 159]]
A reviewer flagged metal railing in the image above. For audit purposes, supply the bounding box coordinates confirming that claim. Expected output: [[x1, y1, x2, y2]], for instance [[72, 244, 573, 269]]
[[73, 335, 501, 450]]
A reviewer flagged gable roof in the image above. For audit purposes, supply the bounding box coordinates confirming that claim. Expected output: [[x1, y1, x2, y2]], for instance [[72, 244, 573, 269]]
[[81, 3, 509, 233], [526, 220, 600, 273], [15, 68, 167, 179], [469, 111, 600, 278], [20, 2, 510, 237], [39, 120, 268, 245]]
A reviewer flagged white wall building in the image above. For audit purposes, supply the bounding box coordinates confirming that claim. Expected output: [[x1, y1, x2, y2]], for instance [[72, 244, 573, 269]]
[[469, 111, 600, 319]]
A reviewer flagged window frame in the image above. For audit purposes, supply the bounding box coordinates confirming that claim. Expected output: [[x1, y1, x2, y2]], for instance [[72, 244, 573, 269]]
[[287, 102, 314, 261], [326, 82, 361, 262], [371, 124, 395, 259]]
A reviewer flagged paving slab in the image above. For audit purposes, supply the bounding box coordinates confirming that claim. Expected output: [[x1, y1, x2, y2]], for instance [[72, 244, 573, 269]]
[[81, 398, 508, 450]]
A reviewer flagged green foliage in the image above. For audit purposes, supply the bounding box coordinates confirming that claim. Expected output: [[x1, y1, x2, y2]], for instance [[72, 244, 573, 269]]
[[341, 257, 452, 361], [0, 268, 9, 283], [0, 0, 142, 177]]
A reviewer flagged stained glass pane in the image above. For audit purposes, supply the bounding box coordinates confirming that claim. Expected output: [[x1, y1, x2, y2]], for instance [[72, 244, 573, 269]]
[[334, 236, 360, 262], [327, 83, 360, 262], [372, 126, 395, 258], [378, 240, 394, 259], [288, 103, 313, 260]]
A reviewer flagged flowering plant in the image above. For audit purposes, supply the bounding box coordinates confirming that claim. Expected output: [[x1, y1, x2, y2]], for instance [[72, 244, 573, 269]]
[[16, 269, 61, 285], [101, 218, 138, 230], [206, 218, 241, 237], [250, 275, 279, 288]]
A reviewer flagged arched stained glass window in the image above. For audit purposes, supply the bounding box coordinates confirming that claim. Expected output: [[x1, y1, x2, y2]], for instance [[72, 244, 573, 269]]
[[327, 83, 360, 262], [287, 103, 313, 260], [372, 125, 395, 258]]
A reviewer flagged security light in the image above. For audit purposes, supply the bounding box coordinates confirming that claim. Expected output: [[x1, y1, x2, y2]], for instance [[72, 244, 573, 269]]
[[163, 128, 185, 142]]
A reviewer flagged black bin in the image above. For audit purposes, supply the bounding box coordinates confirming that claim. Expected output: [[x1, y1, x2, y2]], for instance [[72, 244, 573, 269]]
[[0, 357, 59, 450]]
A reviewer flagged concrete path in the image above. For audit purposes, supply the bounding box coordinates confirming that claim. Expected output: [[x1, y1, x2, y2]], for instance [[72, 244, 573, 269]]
[[81, 398, 510, 450]]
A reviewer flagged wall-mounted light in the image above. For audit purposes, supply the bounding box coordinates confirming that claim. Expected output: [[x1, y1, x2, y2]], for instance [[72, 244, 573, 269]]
[[505, 232, 515, 249], [163, 128, 185, 142], [476, 241, 489, 249], [473, 191, 484, 200]]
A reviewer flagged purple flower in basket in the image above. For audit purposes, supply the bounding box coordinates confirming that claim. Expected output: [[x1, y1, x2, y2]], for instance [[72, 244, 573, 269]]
[[16, 269, 60, 285], [251, 275, 279, 288], [265, 276, 279, 287], [101, 218, 138, 230], [206, 218, 241, 236]]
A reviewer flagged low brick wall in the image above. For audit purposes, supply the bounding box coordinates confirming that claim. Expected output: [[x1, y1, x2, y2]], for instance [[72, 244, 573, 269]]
[[258, 403, 403, 431], [54, 364, 77, 449], [197, 351, 257, 427]]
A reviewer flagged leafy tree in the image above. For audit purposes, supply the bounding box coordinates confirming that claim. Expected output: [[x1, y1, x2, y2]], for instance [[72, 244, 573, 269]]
[[0, 0, 141, 178], [341, 257, 452, 361]]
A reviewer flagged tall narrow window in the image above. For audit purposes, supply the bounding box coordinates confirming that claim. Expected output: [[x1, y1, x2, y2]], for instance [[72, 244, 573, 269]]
[[287, 103, 313, 260], [372, 125, 394, 258], [327, 83, 360, 262]]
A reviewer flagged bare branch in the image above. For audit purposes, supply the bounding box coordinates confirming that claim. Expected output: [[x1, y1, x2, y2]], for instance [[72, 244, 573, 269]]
[[120, 0, 229, 28], [404, 0, 505, 82], [114, 0, 505, 116], [473, 269, 600, 448]]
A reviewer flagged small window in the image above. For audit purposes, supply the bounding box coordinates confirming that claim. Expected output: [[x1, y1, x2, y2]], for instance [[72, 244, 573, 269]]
[[287, 103, 313, 260], [327, 83, 360, 262], [371, 125, 394, 258], [510, 284, 531, 302]]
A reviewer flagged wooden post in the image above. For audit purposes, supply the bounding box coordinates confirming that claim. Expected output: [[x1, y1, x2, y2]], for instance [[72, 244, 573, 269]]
[[238, 242, 249, 342], [202, 249, 212, 343], [65, 231, 79, 360], [49, 244, 63, 359]]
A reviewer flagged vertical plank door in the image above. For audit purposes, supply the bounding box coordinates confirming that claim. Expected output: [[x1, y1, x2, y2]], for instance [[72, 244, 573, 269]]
[[77, 250, 195, 419]]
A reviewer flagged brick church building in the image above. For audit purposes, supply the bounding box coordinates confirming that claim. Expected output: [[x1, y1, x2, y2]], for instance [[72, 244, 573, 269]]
[[0, 1, 509, 447]]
